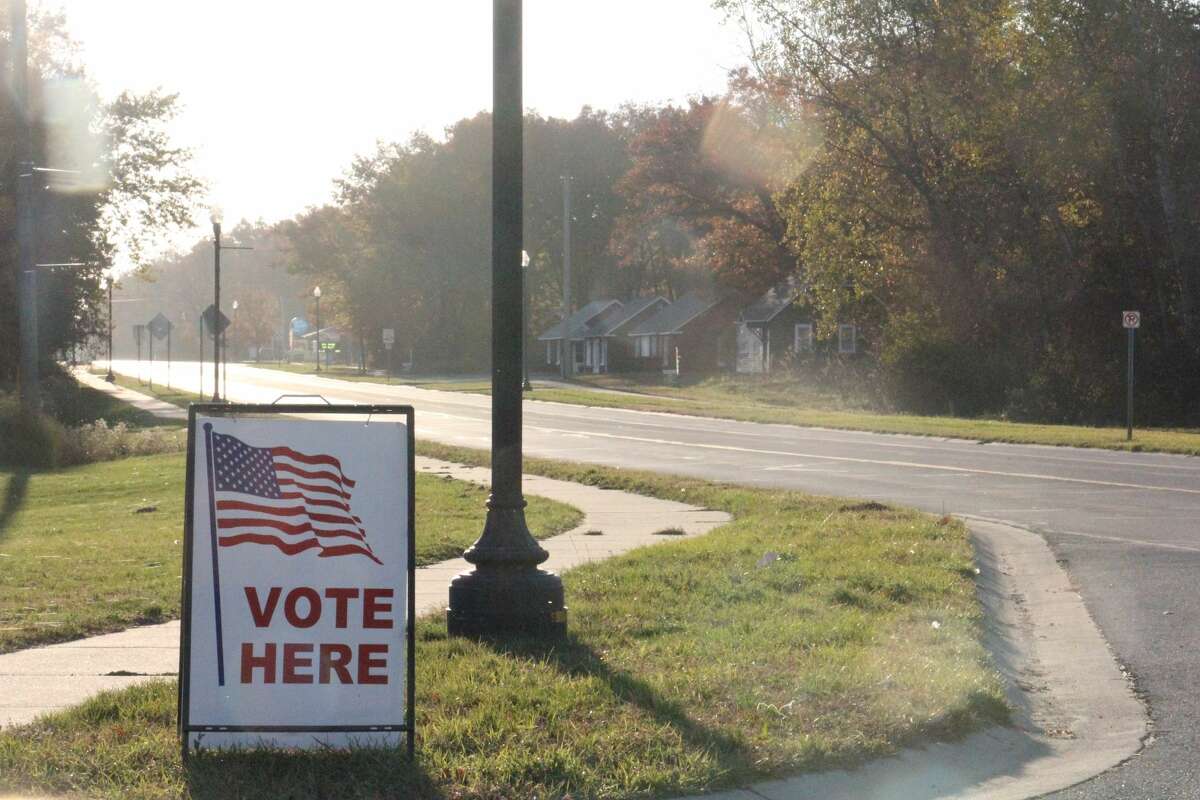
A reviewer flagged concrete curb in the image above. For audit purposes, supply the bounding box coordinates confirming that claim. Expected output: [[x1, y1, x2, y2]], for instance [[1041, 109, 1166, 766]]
[[681, 518, 1147, 800], [0, 453, 730, 729]]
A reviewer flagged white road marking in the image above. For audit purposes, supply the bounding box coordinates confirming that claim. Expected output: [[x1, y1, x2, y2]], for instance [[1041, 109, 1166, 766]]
[[524, 425, 1200, 496], [1053, 529, 1200, 554]]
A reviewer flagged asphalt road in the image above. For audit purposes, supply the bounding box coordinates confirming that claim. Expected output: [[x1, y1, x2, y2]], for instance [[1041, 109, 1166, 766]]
[[112, 360, 1199, 798]]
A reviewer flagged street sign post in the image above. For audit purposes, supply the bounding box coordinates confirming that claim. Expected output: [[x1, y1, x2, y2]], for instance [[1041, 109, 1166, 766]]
[[1122, 311, 1140, 441], [147, 314, 172, 391], [133, 324, 145, 385], [179, 404, 415, 757], [383, 329, 395, 381]]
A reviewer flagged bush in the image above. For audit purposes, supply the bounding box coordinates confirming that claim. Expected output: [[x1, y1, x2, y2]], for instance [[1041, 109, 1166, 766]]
[[0, 398, 69, 468], [0, 399, 183, 469], [59, 419, 184, 465], [881, 333, 1009, 417]]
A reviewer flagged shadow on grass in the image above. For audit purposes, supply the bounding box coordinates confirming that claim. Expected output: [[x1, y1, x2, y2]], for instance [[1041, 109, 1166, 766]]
[[0, 470, 30, 541], [184, 744, 441, 800], [481, 631, 753, 782]]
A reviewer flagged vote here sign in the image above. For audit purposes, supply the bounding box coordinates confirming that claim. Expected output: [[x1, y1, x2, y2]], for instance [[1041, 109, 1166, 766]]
[[179, 405, 414, 754]]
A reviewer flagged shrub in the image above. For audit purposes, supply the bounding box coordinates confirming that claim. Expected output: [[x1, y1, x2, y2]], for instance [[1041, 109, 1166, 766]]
[[59, 420, 184, 465], [0, 399, 183, 469], [881, 333, 1009, 417], [0, 398, 68, 468]]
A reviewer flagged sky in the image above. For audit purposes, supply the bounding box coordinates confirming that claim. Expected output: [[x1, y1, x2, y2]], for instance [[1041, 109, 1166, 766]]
[[55, 1, 751, 242]]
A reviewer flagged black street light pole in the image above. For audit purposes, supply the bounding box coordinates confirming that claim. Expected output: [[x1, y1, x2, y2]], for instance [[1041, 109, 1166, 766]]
[[448, 0, 566, 638]]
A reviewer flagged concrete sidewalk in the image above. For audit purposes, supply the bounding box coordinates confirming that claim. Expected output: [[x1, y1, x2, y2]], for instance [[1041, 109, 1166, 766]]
[[73, 367, 187, 420], [0, 454, 730, 728]]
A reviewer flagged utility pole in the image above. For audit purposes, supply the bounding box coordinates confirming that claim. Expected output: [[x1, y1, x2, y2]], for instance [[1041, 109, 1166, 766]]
[[560, 174, 573, 379], [211, 209, 222, 401], [12, 0, 38, 409]]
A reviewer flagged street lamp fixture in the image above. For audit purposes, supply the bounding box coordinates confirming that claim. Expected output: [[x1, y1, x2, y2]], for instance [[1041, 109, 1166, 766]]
[[313, 286, 322, 372]]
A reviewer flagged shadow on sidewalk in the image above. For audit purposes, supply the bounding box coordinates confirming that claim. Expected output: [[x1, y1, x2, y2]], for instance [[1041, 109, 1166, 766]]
[[0, 470, 30, 542]]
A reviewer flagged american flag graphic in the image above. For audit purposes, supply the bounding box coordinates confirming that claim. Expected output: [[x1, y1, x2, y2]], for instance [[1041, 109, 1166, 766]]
[[208, 431, 382, 565]]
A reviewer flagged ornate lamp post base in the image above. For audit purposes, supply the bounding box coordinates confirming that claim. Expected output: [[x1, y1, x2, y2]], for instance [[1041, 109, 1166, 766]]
[[447, 502, 566, 638], [447, 567, 566, 637]]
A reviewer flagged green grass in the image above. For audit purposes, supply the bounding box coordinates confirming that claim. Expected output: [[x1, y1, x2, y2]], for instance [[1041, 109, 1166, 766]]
[[54, 376, 182, 430], [488, 373, 1200, 457], [0, 453, 581, 654], [0, 445, 1005, 800]]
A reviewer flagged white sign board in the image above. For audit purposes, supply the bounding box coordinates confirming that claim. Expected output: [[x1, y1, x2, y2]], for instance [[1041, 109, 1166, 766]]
[[1122, 311, 1141, 329], [382, 328, 395, 345], [180, 408, 413, 753]]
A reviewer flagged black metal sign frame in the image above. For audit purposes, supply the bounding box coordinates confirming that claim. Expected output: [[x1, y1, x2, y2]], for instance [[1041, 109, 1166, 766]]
[[178, 403, 416, 760]]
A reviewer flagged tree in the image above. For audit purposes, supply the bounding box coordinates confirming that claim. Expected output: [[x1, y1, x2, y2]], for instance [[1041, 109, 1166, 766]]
[[0, 10, 201, 388], [724, 0, 1200, 422], [611, 93, 800, 297]]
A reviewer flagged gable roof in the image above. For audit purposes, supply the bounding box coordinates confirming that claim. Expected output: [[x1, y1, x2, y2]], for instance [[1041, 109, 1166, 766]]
[[536, 299, 622, 342], [590, 296, 669, 338], [739, 276, 806, 325], [627, 291, 725, 336]]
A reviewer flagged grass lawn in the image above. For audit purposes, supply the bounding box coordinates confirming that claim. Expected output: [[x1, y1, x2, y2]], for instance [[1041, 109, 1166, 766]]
[[0, 452, 581, 654], [0, 444, 1004, 800], [54, 376, 182, 430], [452, 373, 1200, 457]]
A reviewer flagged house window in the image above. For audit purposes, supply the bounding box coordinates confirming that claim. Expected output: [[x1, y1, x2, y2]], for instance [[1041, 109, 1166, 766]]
[[838, 324, 857, 354], [794, 323, 814, 352]]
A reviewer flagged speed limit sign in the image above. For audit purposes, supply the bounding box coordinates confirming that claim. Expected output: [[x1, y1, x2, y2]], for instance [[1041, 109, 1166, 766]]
[[1122, 311, 1140, 329]]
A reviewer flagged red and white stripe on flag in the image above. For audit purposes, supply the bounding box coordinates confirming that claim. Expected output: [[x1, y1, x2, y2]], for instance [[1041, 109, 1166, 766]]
[[210, 431, 382, 564]]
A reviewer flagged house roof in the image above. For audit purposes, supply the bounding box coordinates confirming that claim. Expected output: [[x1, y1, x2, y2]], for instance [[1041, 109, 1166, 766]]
[[536, 299, 622, 342], [627, 291, 725, 336], [590, 296, 669, 338], [739, 276, 805, 325]]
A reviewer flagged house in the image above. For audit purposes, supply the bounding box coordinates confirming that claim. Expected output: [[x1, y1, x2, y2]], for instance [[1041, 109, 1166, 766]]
[[578, 296, 670, 373], [536, 300, 623, 373], [735, 277, 860, 373], [736, 277, 809, 374], [626, 290, 742, 375]]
